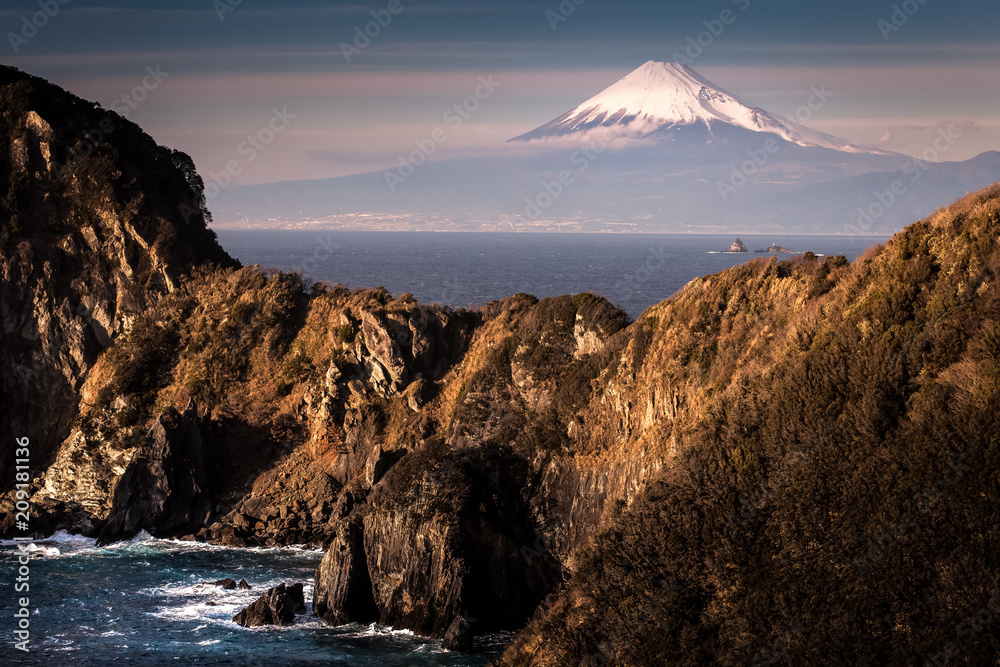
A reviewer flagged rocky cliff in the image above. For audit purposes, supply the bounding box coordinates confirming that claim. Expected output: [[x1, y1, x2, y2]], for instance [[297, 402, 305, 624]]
[[501, 185, 1000, 665], [0, 65, 234, 485], [3, 69, 999, 663]]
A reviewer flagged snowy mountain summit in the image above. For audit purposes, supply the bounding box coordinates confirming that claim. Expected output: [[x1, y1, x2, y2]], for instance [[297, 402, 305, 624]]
[[511, 60, 874, 153]]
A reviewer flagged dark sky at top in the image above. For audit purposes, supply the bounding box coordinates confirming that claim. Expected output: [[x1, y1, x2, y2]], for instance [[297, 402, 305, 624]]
[[4, 0, 998, 181]]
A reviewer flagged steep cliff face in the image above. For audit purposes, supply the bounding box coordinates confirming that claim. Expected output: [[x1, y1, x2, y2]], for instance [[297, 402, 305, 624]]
[[39, 248, 830, 641], [96, 402, 217, 545], [0, 66, 234, 482], [501, 185, 1000, 665]]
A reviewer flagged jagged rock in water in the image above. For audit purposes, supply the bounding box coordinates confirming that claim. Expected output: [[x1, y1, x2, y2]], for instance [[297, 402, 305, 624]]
[[211, 579, 237, 590], [730, 238, 748, 252], [95, 402, 216, 545], [441, 614, 475, 652], [313, 518, 378, 626], [363, 509, 468, 636], [285, 582, 307, 615], [233, 584, 297, 628], [238, 579, 251, 590]]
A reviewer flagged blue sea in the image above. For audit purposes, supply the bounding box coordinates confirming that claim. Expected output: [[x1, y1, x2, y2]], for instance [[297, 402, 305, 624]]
[[1, 533, 506, 665], [216, 231, 890, 318]]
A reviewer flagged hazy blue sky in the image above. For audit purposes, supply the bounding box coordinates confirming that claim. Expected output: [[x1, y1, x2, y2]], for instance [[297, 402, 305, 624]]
[[4, 0, 999, 183]]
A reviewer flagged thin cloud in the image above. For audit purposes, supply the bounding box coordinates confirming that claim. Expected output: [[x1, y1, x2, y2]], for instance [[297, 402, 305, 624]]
[[878, 120, 982, 149]]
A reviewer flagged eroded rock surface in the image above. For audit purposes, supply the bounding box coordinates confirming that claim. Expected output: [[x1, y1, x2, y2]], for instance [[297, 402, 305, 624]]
[[233, 583, 301, 628]]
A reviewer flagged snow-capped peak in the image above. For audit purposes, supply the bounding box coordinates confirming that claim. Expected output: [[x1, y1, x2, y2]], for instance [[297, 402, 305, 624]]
[[510, 61, 876, 154]]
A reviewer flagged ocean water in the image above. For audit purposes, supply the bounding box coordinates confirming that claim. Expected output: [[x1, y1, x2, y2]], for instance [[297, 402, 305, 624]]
[[216, 231, 890, 318], [1, 533, 504, 666]]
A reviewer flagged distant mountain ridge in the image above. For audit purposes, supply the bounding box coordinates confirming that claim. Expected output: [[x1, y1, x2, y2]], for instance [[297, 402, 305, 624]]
[[211, 62, 1000, 234]]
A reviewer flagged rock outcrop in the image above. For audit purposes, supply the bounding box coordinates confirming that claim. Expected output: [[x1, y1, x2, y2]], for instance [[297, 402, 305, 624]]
[[313, 517, 379, 626], [499, 186, 1000, 665], [233, 583, 303, 628], [96, 402, 217, 545], [0, 65, 234, 487], [441, 613, 475, 652]]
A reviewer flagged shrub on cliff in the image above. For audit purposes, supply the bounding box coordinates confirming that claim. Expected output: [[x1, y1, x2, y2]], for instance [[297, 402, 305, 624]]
[[503, 183, 1000, 666]]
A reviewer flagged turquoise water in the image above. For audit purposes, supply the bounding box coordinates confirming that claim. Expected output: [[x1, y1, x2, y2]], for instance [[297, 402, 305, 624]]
[[1, 533, 503, 665], [215, 231, 890, 318]]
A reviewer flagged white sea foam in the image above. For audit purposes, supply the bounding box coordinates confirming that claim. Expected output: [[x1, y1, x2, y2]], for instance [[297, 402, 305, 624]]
[[24, 543, 60, 557], [42, 530, 97, 546], [342, 623, 418, 638], [2, 530, 95, 551], [149, 600, 243, 623]]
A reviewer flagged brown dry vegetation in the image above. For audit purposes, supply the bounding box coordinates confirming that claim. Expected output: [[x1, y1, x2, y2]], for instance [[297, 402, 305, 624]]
[[73, 185, 1000, 658], [501, 184, 1000, 666]]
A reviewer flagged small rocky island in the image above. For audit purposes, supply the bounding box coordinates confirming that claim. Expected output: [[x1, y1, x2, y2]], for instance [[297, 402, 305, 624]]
[[755, 243, 791, 253], [722, 238, 748, 253]]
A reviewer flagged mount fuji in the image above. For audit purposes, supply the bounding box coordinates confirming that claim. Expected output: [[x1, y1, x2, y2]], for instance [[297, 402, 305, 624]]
[[511, 61, 876, 155], [212, 62, 1000, 234]]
